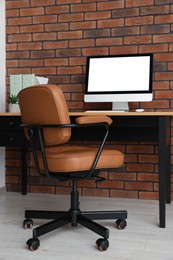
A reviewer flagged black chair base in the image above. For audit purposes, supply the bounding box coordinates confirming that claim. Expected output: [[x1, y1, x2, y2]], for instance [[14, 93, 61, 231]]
[[23, 181, 127, 251]]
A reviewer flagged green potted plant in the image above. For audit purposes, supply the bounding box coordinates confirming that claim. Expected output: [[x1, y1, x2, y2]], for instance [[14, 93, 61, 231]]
[[9, 94, 20, 112]]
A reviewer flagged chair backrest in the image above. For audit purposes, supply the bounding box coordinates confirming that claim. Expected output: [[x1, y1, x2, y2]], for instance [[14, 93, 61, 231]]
[[18, 84, 71, 146]]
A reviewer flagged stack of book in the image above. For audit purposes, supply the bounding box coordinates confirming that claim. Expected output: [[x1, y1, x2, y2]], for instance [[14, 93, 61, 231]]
[[10, 74, 48, 96]]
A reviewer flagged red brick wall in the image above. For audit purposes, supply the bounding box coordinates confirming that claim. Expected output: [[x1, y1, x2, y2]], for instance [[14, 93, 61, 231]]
[[5, 0, 173, 200]]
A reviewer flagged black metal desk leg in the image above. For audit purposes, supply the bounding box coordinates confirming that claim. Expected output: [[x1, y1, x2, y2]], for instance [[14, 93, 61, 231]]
[[21, 147, 28, 195], [165, 117, 171, 204], [158, 116, 170, 228]]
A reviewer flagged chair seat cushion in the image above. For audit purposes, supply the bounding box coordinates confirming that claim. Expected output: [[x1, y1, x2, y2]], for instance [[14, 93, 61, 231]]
[[38, 145, 124, 173]]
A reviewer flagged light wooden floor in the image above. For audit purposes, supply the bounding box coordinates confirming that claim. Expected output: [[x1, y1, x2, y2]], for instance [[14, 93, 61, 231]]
[[0, 189, 173, 260]]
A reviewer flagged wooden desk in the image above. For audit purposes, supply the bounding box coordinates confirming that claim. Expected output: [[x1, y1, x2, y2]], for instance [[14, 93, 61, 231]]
[[1, 111, 172, 228]]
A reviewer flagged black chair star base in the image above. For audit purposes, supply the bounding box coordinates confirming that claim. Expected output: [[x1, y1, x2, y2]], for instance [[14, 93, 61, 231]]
[[23, 180, 127, 251]]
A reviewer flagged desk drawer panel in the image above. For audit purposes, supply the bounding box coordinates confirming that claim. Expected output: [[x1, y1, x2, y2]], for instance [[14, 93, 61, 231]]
[[0, 116, 22, 131], [0, 132, 26, 146]]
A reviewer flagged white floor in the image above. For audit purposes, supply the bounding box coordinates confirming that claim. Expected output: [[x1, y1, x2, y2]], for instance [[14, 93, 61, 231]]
[[0, 189, 173, 260]]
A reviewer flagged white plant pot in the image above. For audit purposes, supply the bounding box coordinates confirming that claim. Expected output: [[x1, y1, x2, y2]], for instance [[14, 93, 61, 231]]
[[9, 104, 20, 113]]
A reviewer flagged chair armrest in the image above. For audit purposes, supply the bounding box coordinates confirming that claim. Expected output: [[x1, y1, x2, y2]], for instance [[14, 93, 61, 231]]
[[21, 115, 112, 129], [21, 118, 112, 180], [21, 121, 109, 129], [75, 116, 113, 125]]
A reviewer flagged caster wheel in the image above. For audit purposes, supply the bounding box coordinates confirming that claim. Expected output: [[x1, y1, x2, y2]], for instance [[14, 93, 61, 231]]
[[26, 238, 40, 251], [115, 219, 127, 230], [96, 238, 109, 251], [23, 218, 33, 229]]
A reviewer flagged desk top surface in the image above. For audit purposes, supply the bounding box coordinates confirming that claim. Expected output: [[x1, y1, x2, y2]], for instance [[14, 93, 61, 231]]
[[1, 111, 173, 117], [69, 111, 173, 116]]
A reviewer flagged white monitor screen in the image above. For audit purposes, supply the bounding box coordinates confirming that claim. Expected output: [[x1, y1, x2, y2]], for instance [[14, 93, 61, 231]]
[[84, 53, 153, 110]]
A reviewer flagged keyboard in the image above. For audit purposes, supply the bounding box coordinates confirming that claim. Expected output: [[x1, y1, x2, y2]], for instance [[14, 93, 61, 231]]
[[85, 110, 127, 113]]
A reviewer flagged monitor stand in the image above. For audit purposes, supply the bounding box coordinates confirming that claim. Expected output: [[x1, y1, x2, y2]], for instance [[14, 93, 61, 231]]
[[112, 102, 129, 112]]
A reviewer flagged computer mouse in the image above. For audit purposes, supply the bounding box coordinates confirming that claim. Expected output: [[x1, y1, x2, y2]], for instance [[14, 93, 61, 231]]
[[135, 109, 144, 112]]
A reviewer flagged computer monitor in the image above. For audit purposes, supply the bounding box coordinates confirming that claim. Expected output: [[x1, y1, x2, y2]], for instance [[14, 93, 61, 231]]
[[84, 53, 153, 111]]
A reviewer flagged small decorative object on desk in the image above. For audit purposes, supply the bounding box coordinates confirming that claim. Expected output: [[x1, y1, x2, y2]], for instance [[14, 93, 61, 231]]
[[9, 94, 20, 112], [10, 74, 49, 96]]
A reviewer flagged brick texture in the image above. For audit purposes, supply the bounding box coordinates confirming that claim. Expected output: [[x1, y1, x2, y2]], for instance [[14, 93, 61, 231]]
[[6, 0, 173, 200]]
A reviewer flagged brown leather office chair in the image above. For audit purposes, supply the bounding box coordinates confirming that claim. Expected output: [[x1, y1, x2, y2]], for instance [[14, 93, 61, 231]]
[[18, 84, 127, 252]]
